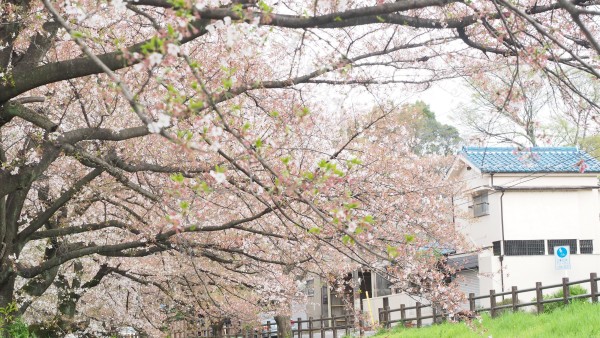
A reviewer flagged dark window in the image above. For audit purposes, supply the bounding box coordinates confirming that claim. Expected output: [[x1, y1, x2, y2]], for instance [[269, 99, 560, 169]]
[[321, 286, 328, 305], [504, 240, 545, 256], [580, 240, 593, 254], [471, 192, 489, 217], [493, 241, 501, 256], [548, 239, 577, 255], [305, 279, 314, 297]]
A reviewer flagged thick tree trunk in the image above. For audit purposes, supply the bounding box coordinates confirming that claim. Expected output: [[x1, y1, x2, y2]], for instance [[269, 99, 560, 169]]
[[0, 273, 15, 310], [275, 315, 292, 338]]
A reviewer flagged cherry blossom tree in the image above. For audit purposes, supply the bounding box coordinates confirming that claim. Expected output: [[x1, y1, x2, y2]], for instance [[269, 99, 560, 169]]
[[0, 0, 599, 334]]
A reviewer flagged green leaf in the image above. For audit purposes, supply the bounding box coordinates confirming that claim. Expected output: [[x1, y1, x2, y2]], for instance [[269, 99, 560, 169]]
[[386, 245, 399, 259], [170, 172, 185, 183], [179, 200, 190, 210], [281, 156, 291, 165], [254, 138, 263, 149], [297, 106, 310, 117], [344, 202, 359, 209], [302, 171, 314, 180], [363, 215, 375, 224], [350, 157, 362, 165], [404, 234, 415, 243], [308, 227, 321, 234]]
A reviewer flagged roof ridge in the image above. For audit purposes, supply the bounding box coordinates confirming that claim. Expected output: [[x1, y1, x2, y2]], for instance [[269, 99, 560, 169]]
[[463, 146, 579, 152]]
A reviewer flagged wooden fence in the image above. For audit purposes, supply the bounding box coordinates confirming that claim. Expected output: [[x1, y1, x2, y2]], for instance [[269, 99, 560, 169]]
[[377, 272, 599, 329], [172, 272, 599, 337]]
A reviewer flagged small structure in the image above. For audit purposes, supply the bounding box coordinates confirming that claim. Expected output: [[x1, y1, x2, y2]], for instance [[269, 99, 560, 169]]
[[448, 147, 600, 306]]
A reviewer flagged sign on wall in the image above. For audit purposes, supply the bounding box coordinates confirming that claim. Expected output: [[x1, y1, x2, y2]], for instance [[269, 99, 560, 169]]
[[554, 246, 571, 270]]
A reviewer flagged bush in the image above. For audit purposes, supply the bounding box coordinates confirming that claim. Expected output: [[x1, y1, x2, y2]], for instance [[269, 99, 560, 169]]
[[0, 302, 36, 338], [7, 317, 35, 338], [539, 285, 588, 313]]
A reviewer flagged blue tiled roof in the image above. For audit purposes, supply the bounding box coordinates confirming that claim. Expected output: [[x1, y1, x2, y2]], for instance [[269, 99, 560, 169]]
[[461, 147, 600, 173]]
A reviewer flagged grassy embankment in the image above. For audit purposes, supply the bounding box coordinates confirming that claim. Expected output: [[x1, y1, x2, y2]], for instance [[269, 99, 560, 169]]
[[374, 301, 600, 337]]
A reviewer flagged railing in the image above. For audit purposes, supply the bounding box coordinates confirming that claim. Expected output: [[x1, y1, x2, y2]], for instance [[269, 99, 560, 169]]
[[172, 272, 600, 337], [377, 272, 599, 329]]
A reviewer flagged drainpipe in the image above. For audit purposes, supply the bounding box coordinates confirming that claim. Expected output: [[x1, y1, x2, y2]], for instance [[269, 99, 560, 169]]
[[499, 189, 506, 297]]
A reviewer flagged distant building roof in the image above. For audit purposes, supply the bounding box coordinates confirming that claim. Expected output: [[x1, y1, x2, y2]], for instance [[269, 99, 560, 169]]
[[447, 254, 478, 270], [460, 147, 600, 173]]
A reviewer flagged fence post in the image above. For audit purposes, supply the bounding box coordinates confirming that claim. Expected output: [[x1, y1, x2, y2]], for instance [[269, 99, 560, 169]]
[[416, 302, 422, 328], [345, 314, 350, 336], [332, 316, 337, 338], [384, 306, 391, 328], [535, 282, 544, 314], [378, 308, 383, 328], [511, 286, 518, 312], [562, 277, 570, 305], [400, 304, 406, 326], [468, 293, 475, 312], [320, 317, 325, 338], [297, 317, 302, 338], [489, 290, 497, 318], [591, 273, 598, 303], [432, 306, 438, 325]]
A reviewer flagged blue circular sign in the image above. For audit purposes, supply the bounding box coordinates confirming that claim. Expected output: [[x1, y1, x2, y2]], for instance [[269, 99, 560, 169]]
[[557, 247, 568, 258]]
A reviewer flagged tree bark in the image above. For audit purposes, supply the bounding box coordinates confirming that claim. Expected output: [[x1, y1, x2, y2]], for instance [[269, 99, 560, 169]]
[[0, 273, 15, 312], [275, 315, 292, 338]]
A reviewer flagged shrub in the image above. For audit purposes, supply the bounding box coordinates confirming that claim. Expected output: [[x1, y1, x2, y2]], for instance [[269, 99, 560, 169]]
[[539, 285, 588, 313], [0, 302, 35, 338]]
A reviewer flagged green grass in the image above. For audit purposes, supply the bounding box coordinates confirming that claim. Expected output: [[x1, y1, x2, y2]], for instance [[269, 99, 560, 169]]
[[374, 301, 600, 338]]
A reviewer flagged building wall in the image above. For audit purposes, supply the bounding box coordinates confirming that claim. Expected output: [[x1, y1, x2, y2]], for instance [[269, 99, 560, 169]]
[[492, 174, 598, 188], [502, 189, 600, 244]]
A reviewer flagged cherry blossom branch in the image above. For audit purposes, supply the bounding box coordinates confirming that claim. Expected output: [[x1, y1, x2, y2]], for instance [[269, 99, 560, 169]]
[[29, 220, 141, 240], [42, 0, 155, 127], [17, 168, 104, 242]]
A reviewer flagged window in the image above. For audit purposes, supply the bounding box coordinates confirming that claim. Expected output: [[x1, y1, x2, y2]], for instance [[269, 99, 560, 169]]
[[375, 274, 392, 297], [504, 240, 545, 256], [471, 192, 489, 217], [321, 286, 328, 305], [580, 240, 594, 254], [305, 279, 314, 297], [492, 241, 501, 256], [548, 239, 577, 255]]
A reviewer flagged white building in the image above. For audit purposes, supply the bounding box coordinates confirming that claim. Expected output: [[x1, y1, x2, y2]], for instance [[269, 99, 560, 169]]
[[448, 147, 600, 306]]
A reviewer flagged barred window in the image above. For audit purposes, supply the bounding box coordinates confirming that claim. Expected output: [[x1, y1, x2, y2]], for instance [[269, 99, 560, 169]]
[[471, 192, 489, 217], [493, 241, 501, 256], [580, 240, 593, 254], [504, 240, 545, 256], [548, 239, 577, 255]]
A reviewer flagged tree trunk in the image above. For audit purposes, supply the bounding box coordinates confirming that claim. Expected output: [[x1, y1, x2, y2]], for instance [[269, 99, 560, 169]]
[[211, 319, 225, 338], [275, 315, 292, 338], [0, 273, 15, 309]]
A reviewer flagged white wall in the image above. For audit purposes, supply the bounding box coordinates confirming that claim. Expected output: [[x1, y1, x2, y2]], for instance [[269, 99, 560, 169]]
[[358, 293, 435, 326], [492, 174, 598, 188], [502, 189, 600, 245]]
